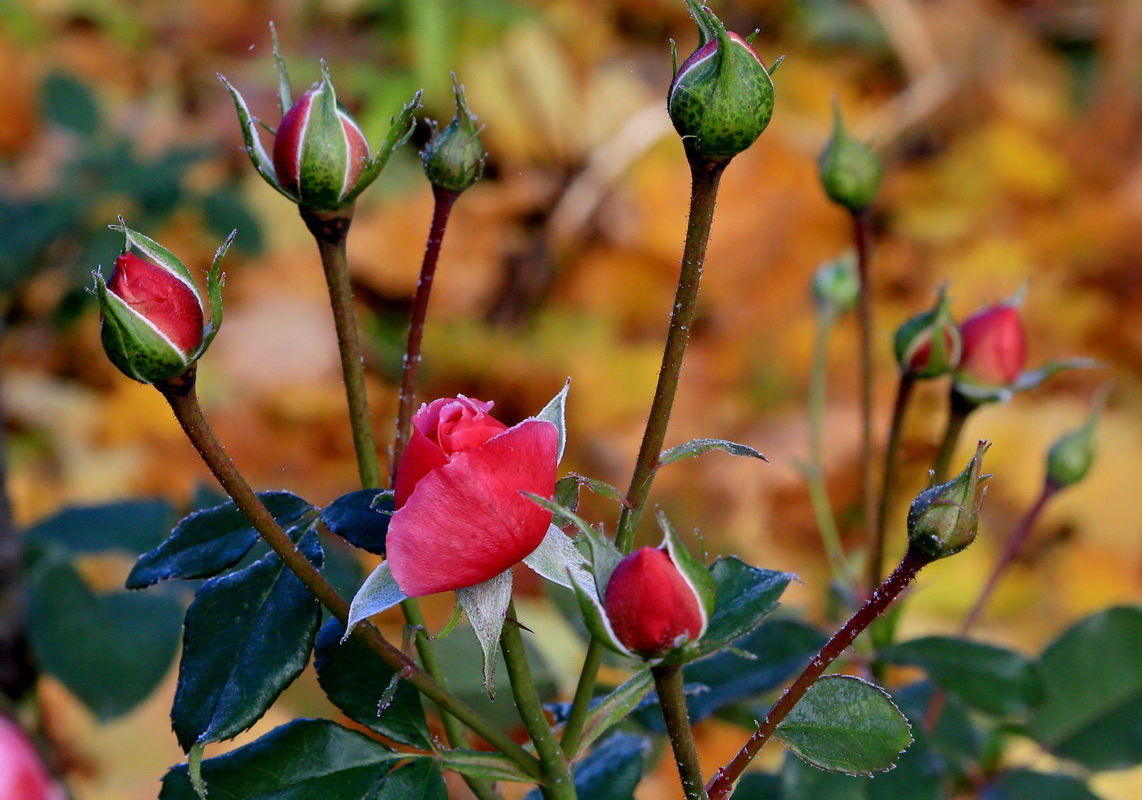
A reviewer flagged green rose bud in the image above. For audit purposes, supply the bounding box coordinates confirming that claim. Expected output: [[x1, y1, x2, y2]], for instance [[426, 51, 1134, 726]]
[[907, 441, 990, 560], [1045, 392, 1105, 489], [894, 285, 962, 379], [812, 252, 859, 317], [422, 74, 486, 194], [819, 103, 883, 211], [667, 0, 777, 162]]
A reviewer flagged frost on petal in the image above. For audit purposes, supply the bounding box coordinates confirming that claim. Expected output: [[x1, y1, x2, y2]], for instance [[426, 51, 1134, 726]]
[[386, 419, 558, 597]]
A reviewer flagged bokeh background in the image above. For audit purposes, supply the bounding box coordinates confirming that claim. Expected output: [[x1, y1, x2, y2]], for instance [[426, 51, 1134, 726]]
[[0, 0, 1139, 798]]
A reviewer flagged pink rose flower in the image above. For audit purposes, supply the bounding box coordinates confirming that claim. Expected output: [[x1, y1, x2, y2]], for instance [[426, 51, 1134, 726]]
[[386, 396, 559, 597]]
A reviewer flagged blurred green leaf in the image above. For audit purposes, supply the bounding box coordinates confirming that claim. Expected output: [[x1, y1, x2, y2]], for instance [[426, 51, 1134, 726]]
[[982, 769, 1103, 800], [25, 498, 174, 562], [375, 759, 446, 800], [731, 772, 782, 799], [40, 70, 100, 135], [200, 185, 264, 255], [659, 438, 768, 467]]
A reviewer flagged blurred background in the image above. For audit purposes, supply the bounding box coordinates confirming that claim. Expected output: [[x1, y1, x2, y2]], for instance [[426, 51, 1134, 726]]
[[0, 0, 1139, 798]]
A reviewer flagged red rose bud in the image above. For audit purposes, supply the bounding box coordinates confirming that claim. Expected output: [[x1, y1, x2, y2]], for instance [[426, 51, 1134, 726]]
[[422, 74, 485, 193], [907, 441, 990, 560], [894, 285, 962, 379], [603, 546, 707, 658], [819, 103, 883, 212], [956, 297, 1028, 390], [668, 0, 776, 161], [386, 396, 559, 596], [94, 225, 224, 385], [0, 716, 63, 800]]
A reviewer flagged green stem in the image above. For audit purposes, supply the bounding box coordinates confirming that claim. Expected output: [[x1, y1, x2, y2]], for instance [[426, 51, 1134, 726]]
[[157, 374, 540, 780], [652, 664, 709, 800], [501, 603, 575, 800], [852, 208, 877, 569], [870, 374, 916, 594], [391, 187, 459, 473], [706, 545, 935, 800], [932, 389, 976, 483], [559, 639, 604, 757], [806, 311, 852, 585], [300, 208, 382, 490]]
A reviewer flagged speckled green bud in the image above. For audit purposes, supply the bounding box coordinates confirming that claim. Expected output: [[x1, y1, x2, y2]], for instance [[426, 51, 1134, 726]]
[[423, 74, 485, 193], [819, 104, 883, 211], [894, 285, 962, 379], [667, 1, 776, 161], [908, 441, 990, 559], [812, 253, 859, 317], [1046, 394, 1104, 488]]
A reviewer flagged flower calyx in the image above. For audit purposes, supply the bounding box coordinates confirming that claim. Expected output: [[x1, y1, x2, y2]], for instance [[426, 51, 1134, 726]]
[[819, 101, 883, 212], [422, 73, 486, 194], [907, 441, 990, 560], [894, 284, 962, 379]]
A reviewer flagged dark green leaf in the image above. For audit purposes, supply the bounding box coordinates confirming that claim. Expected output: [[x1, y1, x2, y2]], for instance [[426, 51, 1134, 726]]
[[780, 755, 865, 800], [171, 534, 323, 751], [313, 618, 431, 748], [1028, 606, 1142, 770], [527, 733, 650, 800], [374, 760, 446, 800], [731, 772, 782, 800], [127, 491, 313, 589], [436, 750, 535, 783], [702, 557, 794, 653], [321, 490, 390, 555], [200, 186, 264, 255], [554, 475, 580, 512], [159, 719, 405, 799], [882, 636, 1044, 718], [40, 71, 100, 134], [27, 562, 181, 720], [776, 675, 913, 774], [25, 499, 174, 560], [660, 438, 768, 467], [895, 681, 981, 774], [982, 769, 1104, 800]]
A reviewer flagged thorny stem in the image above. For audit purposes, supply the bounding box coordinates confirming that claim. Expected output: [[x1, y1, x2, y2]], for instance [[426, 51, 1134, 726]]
[[391, 187, 460, 473], [501, 603, 576, 800], [932, 389, 976, 483], [706, 545, 935, 800], [157, 375, 540, 780], [852, 208, 877, 575], [653, 664, 709, 800], [301, 208, 383, 490], [870, 374, 916, 593]]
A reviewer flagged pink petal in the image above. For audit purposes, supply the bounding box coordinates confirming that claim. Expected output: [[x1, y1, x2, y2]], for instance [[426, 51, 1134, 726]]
[[393, 424, 448, 509], [386, 419, 558, 596]]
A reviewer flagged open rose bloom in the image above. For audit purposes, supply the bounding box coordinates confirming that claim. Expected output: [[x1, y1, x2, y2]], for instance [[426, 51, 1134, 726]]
[[348, 385, 590, 689]]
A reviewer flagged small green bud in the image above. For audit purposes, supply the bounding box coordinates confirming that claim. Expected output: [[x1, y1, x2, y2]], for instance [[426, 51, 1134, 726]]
[[811, 253, 859, 317], [422, 74, 485, 193], [1045, 392, 1105, 488], [819, 103, 883, 211], [894, 285, 962, 379], [667, 1, 776, 161], [907, 441, 990, 560]]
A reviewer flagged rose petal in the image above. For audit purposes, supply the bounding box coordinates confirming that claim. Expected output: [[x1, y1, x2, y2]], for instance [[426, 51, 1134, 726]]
[[393, 424, 448, 508], [387, 419, 558, 596]]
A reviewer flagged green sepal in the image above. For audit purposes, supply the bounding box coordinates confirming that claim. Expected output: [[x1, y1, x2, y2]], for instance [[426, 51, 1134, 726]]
[[568, 565, 634, 659], [295, 61, 353, 210], [342, 89, 422, 206], [656, 511, 716, 635], [268, 22, 292, 116], [217, 73, 296, 201], [112, 222, 199, 290], [955, 357, 1100, 405], [455, 569, 513, 697], [198, 229, 233, 356], [422, 72, 486, 193], [819, 101, 883, 211], [659, 437, 767, 467], [94, 271, 193, 384], [1045, 389, 1106, 488], [907, 441, 990, 560], [684, 0, 718, 46], [533, 379, 570, 463], [894, 283, 961, 379]]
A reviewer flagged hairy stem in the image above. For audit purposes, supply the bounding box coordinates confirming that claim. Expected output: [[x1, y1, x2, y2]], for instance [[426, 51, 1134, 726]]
[[870, 374, 916, 593], [932, 389, 976, 483], [706, 545, 934, 800], [501, 604, 576, 800], [559, 639, 604, 757], [157, 375, 539, 779], [852, 208, 877, 570], [653, 664, 709, 800], [391, 187, 459, 472]]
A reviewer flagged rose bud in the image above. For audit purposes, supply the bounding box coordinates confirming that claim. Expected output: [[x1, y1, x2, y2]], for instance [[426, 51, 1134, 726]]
[[93, 224, 228, 385], [894, 285, 962, 379], [386, 396, 559, 597], [907, 441, 990, 560], [819, 103, 883, 212], [422, 74, 485, 194], [603, 547, 707, 658], [220, 28, 420, 214], [0, 716, 64, 800], [1045, 392, 1105, 489], [667, 0, 777, 161], [955, 295, 1028, 391], [811, 252, 860, 318]]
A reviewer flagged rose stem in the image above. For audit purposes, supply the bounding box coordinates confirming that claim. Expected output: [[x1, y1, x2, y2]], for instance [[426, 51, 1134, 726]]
[[923, 479, 1059, 731], [501, 602, 576, 800], [156, 374, 541, 780], [299, 208, 382, 490], [852, 207, 878, 579], [562, 154, 728, 759], [652, 663, 709, 800], [932, 389, 976, 482], [391, 186, 459, 472], [807, 309, 854, 585], [869, 373, 916, 593], [705, 545, 935, 800]]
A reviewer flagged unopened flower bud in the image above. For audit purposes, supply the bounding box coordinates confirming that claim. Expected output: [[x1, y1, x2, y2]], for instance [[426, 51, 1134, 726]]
[[894, 285, 962, 379], [667, 1, 776, 161], [1045, 393, 1105, 489], [604, 546, 707, 657], [812, 253, 859, 317], [819, 104, 883, 212], [907, 441, 990, 560], [956, 293, 1028, 390], [423, 74, 485, 194]]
